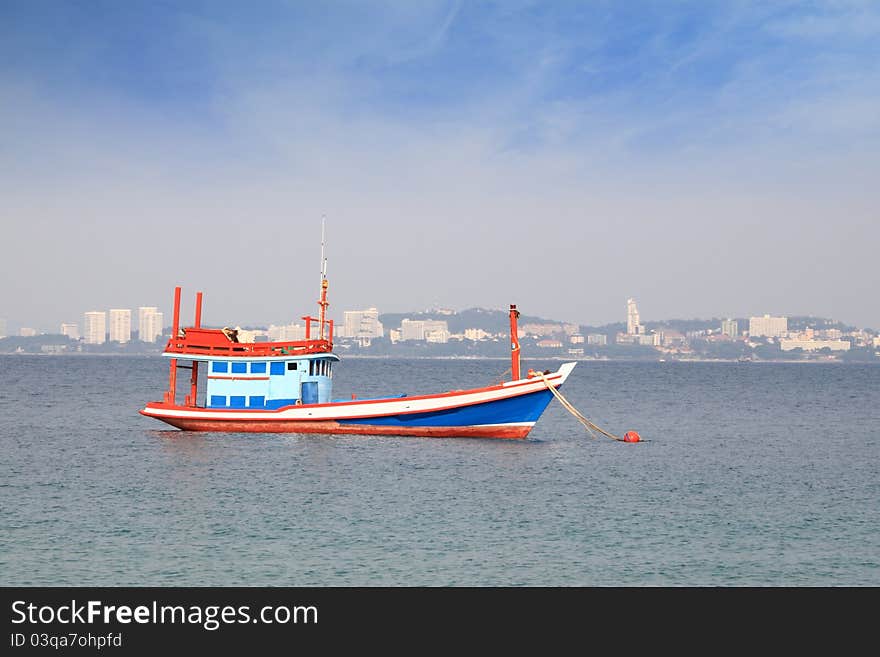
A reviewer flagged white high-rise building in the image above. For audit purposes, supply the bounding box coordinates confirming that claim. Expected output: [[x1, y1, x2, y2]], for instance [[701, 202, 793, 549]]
[[400, 319, 448, 341], [425, 328, 450, 344], [138, 307, 164, 343], [627, 298, 642, 335], [109, 309, 132, 343], [0, 318, 6, 338], [464, 328, 490, 341], [267, 323, 307, 342], [749, 315, 788, 338], [61, 323, 80, 340], [83, 311, 106, 344], [721, 319, 738, 338], [342, 308, 384, 339], [587, 333, 607, 346]]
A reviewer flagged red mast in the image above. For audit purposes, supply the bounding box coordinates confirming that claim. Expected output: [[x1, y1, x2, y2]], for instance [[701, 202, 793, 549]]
[[186, 291, 202, 407], [165, 286, 182, 404], [509, 304, 521, 381], [318, 278, 329, 341]]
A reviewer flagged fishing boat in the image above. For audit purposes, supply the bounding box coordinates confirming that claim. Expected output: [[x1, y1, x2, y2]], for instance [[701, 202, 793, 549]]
[[140, 243, 575, 439]]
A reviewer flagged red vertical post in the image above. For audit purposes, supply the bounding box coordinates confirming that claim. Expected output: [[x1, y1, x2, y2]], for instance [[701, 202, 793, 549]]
[[172, 286, 181, 340], [194, 291, 202, 328], [188, 291, 203, 407], [167, 286, 182, 404], [328, 319, 334, 345], [509, 304, 521, 381], [302, 316, 311, 341], [318, 279, 329, 340]]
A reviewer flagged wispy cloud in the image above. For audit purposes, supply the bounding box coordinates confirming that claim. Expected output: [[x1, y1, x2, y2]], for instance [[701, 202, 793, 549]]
[[1, 1, 879, 329]]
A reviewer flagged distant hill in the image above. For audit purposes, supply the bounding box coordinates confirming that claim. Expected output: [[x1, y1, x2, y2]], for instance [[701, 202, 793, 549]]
[[377, 311, 871, 338], [380, 312, 721, 337], [644, 318, 727, 333], [786, 316, 857, 332], [379, 308, 569, 335]]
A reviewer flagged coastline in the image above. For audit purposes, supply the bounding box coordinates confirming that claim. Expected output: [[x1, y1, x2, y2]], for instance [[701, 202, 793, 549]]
[[1, 352, 876, 364]]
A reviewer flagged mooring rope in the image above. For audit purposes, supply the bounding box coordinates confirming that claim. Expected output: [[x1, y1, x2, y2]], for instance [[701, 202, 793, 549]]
[[492, 368, 512, 387], [537, 371, 628, 442]]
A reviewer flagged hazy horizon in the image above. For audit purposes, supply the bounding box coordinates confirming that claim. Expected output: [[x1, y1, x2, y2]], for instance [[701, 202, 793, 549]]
[[2, 2, 878, 331]]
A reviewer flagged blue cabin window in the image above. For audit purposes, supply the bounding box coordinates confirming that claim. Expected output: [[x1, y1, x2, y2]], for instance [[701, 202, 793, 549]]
[[212, 361, 228, 373], [270, 362, 285, 375], [231, 362, 247, 374], [229, 395, 246, 408], [249, 395, 265, 407], [251, 362, 267, 374], [210, 395, 226, 407]]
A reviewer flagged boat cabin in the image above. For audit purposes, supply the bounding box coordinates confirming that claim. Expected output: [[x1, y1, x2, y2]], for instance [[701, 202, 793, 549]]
[[158, 287, 338, 410], [199, 353, 339, 409]]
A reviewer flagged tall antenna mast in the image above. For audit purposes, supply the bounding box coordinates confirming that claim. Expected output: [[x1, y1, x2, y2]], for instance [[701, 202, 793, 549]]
[[320, 215, 327, 284], [317, 216, 329, 340]]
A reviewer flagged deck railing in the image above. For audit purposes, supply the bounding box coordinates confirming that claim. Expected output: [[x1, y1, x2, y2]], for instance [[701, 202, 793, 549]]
[[164, 327, 333, 358]]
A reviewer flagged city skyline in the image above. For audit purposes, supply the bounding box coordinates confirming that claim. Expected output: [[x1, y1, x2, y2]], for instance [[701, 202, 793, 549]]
[[4, 295, 876, 361], [0, 297, 880, 336], [2, 2, 878, 329], [2, 295, 876, 340]]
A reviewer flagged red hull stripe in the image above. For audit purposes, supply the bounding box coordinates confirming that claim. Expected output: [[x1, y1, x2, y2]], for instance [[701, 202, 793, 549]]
[[142, 414, 531, 439]]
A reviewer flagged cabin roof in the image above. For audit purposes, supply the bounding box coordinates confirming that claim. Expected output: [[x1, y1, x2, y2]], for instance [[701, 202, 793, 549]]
[[163, 351, 339, 362], [163, 326, 336, 360]]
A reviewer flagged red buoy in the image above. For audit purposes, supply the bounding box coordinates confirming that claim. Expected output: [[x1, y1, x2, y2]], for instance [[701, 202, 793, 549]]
[[622, 431, 641, 443]]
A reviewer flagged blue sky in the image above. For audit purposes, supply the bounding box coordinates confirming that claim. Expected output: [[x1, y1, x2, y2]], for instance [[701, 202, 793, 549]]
[[2, 1, 879, 330]]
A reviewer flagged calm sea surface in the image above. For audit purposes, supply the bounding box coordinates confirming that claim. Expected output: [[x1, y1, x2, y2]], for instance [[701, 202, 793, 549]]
[[1, 355, 877, 586]]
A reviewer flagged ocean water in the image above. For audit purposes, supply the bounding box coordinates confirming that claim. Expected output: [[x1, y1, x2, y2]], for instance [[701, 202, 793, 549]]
[[1, 355, 877, 586]]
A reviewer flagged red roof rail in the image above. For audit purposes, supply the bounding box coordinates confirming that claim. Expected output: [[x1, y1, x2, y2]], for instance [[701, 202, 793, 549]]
[[164, 327, 333, 357]]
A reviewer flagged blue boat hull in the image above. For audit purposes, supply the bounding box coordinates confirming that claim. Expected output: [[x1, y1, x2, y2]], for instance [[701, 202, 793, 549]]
[[338, 388, 554, 428]]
